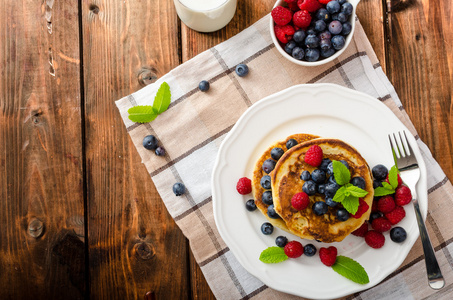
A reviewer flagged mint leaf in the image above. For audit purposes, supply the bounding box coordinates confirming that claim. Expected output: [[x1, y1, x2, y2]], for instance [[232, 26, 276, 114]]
[[259, 247, 288, 264], [333, 186, 346, 203], [127, 105, 158, 123], [332, 160, 350, 185], [332, 256, 369, 284], [346, 184, 368, 197], [381, 181, 394, 190], [374, 186, 395, 196], [153, 82, 171, 114], [388, 165, 399, 189], [341, 195, 360, 214]]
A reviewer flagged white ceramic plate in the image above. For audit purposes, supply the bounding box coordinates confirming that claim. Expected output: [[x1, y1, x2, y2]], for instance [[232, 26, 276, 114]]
[[212, 84, 427, 299]]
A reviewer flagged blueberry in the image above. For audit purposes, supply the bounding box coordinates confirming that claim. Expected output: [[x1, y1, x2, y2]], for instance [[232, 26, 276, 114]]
[[285, 40, 297, 55], [305, 48, 320, 62], [335, 12, 348, 23], [305, 34, 320, 48], [292, 47, 305, 60], [372, 164, 388, 180], [271, 147, 285, 160], [339, 160, 349, 169], [260, 175, 272, 189], [261, 222, 274, 235], [325, 182, 340, 198], [262, 191, 273, 205], [275, 236, 288, 247], [326, 1, 341, 14], [316, 8, 330, 22], [306, 28, 317, 36], [317, 184, 326, 194], [351, 176, 366, 189], [326, 197, 338, 207], [198, 80, 210, 92], [328, 21, 343, 35], [304, 244, 317, 257], [328, 175, 337, 184], [327, 162, 334, 175], [286, 139, 298, 150], [331, 35, 346, 50], [341, 2, 353, 15], [338, 0, 347, 4], [390, 227, 407, 243], [369, 211, 382, 223], [313, 201, 328, 215], [293, 30, 306, 44], [235, 64, 249, 77], [321, 48, 336, 58], [336, 208, 350, 221], [300, 170, 311, 181], [373, 179, 383, 189], [314, 20, 326, 32], [173, 182, 186, 196], [320, 38, 332, 50], [331, 13, 339, 21], [319, 158, 332, 172], [245, 199, 257, 211], [267, 204, 280, 219], [302, 180, 317, 196], [155, 146, 166, 156], [143, 135, 158, 150], [341, 21, 352, 35], [311, 169, 326, 184], [262, 159, 276, 173]]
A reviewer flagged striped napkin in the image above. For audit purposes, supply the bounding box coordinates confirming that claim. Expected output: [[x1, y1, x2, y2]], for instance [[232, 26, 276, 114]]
[[115, 15, 453, 299]]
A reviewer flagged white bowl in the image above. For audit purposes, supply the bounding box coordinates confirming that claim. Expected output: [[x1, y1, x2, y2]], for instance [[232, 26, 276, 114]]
[[270, 0, 360, 66]]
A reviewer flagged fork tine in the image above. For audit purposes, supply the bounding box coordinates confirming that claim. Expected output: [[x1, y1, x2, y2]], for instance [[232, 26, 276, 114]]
[[402, 131, 413, 156], [392, 133, 402, 158], [398, 131, 408, 157], [388, 134, 399, 165]]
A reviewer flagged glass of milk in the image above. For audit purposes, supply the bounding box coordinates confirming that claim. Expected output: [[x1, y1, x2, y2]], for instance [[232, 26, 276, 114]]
[[173, 0, 237, 33]]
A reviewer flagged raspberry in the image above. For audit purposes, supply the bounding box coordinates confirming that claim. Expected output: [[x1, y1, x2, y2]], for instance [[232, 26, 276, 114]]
[[385, 206, 406, 225], [284, 241, 304, 258], [371, 217, 392, 232], [304, 145, 323, 167], [284, 0, 297, 3], [236, 177, 252, 195], [298, 0, 322, 12], [351, 198, 369, 219], [274, 24, 296, 44], [395, 185, 412, 206], [271, 6, 292, 26], [377, 195, 396, 213], [292, 10, 312, 29], [291, 192, 310, 210], [371, 199, 379, 212], [319, 246, 337, 266], [319, 0, 333, 4], [287, 2, 300, 11], [365, 230, 385, 249], [351, 222, 368, 237]]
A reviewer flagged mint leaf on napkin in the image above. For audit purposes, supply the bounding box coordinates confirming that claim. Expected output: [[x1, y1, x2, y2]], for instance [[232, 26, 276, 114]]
[[332, 160, 350, 185], [259, 247, 288, 264], [128, 81, 171, 123], [332, 256, 369, 284]]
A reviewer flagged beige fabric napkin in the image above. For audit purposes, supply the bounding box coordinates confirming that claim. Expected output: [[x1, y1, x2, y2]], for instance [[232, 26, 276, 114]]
[[116, 15, 453, 299]]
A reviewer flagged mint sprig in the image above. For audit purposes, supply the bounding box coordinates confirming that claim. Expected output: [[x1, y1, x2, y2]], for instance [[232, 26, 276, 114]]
[[332, 160, 350, 185], [259, 246, 288, 264], [374, 165, 399, 196], [332, 256, 369, 284], [128, 81, 171, 123]]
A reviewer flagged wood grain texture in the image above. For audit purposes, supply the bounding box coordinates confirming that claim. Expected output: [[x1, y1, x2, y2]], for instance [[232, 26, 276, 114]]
[[0, 0, 85, 299], [80, 0, 188, 299], [386, 0, 453, 181]]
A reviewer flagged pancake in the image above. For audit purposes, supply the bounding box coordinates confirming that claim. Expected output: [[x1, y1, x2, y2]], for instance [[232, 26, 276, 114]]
[[270, 138, 374, 243], [251, 133, 319, 232]]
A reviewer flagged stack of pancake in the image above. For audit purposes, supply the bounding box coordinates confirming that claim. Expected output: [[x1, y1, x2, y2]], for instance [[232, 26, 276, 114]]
[[251, 134, 374, 243]]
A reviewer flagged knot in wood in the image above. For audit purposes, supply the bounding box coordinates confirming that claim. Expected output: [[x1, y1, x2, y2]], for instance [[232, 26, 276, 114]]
[[28, 218, 44, 238], [144, 291, 156, 300], [138, 68, 158, 86], [134, 242, 155, 260], [89, 4, 100, 14]]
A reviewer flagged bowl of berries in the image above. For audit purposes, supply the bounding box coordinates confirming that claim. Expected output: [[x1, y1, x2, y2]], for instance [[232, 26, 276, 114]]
[[270, 0, 359, 66]]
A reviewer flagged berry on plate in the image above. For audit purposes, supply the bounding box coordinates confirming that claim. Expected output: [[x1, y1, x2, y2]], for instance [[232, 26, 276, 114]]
[[304, 144, 323, 167], [291, 192, 310, 210], [395, 185, 412, 206], [351, 198, 369, 219], [385, 206, 406, 225], [365, 230, 385, 249], [377, 195, 396, 213], [351, 222, 368, 237], [390, 227, 407, 243], [371, 217, 392, 232], [236, 177, 252, 195], [319, 246, 337, 266], [284, 240, 304, 258]]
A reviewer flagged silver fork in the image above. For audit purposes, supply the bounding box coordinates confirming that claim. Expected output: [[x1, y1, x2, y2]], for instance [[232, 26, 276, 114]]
[[388, 131, 445, 289]]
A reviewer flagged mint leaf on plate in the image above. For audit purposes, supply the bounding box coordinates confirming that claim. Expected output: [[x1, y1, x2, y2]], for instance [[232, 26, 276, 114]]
[[332, 160, 350, 185], [332, 256, 369, 284], [346, 184, 368, 198], [333, 186, 346, 203], [259, 247, 288, 264], [374, 181, 396, 197], [388, 165, 399, 189], [128, 105, 158, 123], [341, 196, 360, 215], [153, 81, 171, 114]]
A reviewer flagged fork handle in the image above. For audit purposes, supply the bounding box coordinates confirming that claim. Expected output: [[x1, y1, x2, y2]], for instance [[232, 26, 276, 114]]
[[412, 199, 445, 289]]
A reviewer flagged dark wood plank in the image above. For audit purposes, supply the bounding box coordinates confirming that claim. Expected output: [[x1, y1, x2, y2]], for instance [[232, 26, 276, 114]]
[[80, 1, 189, 299], [386, 0, 453, 180], [0, 0, 85, 299]]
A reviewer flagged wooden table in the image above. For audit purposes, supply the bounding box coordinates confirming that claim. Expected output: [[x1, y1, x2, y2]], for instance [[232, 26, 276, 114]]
[[1, 0, 451, 299]]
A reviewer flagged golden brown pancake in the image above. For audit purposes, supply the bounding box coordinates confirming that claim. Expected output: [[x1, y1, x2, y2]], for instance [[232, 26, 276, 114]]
[[251, 134, 319, 232], [271, 138, 374, 243]]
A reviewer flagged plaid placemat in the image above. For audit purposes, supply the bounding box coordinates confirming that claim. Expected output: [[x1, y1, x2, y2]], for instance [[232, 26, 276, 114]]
[[115, 15, 453, 299]]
